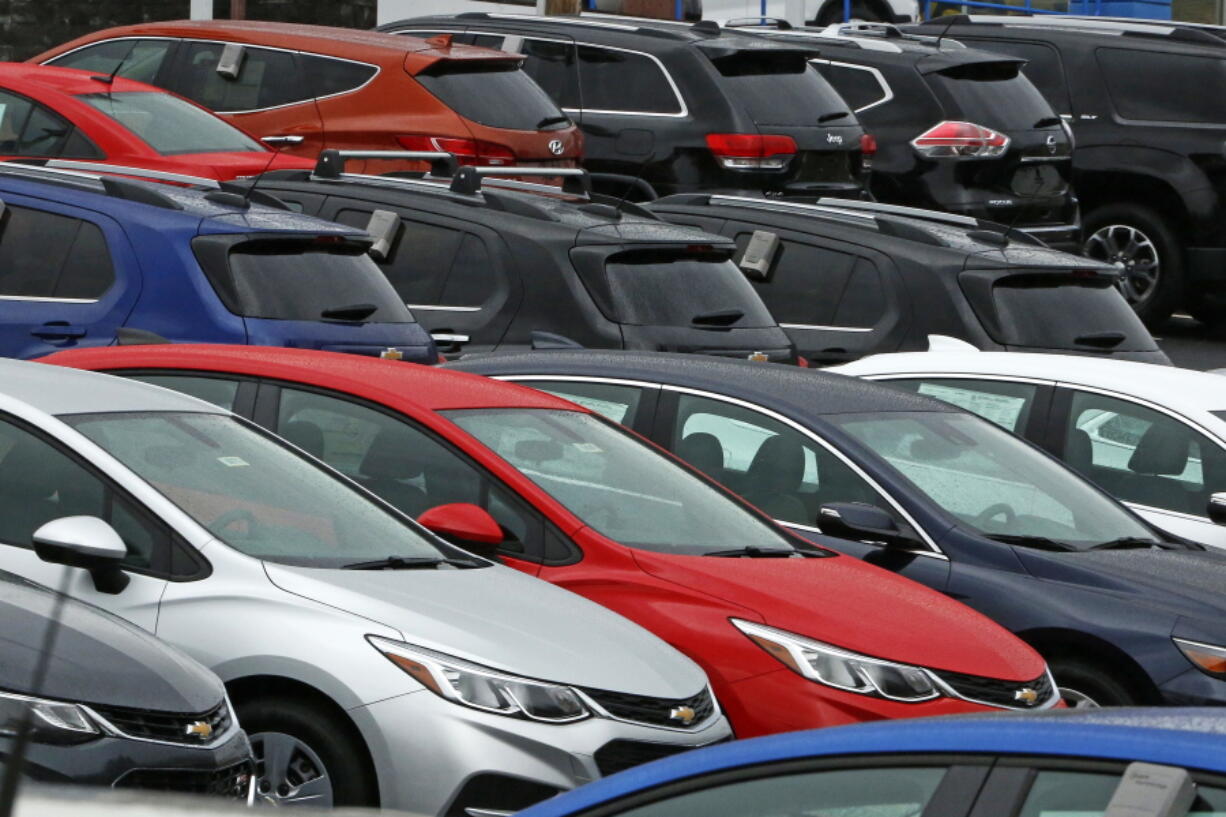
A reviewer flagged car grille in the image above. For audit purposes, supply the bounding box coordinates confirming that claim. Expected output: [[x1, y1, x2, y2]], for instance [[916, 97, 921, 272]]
[[594, 740, 694, 777], [113, 761, 253, 799], [580, 686, 715, 729], [935, 668, 1055, 709], [92, 699, 231, 745]]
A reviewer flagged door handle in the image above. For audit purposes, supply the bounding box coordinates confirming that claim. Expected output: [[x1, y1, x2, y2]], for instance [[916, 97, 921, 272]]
[[431, 333, 471, 345], [261, 135, 305, 146], [31, 323, 86, 340]]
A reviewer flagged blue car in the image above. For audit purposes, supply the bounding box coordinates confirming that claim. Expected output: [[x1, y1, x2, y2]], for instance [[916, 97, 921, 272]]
[[450, 352, 1226, 709], [0, 164, 436, 362], [517, 709, 1226, 817]]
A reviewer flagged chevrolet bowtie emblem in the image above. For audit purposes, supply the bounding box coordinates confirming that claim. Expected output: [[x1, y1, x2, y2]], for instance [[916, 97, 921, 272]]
[[1014, 687, 1039, 705], [669, 705, 696, 725], [185, 720, 214, 740], [380, 348, 404, 361]]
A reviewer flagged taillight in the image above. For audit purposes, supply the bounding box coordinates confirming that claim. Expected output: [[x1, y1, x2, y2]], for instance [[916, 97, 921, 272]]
[[859, 133, 877, 170], [396, 135, 517, 166], [911, 121, 1009, 159], [706, 133, 797, 171]]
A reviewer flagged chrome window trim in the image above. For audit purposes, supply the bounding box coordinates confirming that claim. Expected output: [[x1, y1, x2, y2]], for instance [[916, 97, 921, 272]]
[[862, 372, 1056, 387], [497, 374, 944, 557], [42, 35, 179, 67], [809, 59, 893, 114], [408, 304, 482, 313], [0, 295, 98, 304], [781, 323, 873, 333]]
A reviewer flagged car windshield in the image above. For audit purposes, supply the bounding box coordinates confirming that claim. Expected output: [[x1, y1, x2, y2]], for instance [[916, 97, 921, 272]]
[[416, 60, 567, 131], [924, 62, 1056, 132], [829, 410, 1156, 549], [79, 91, 263, 155], [987, 278, 1158, 352], [63, 412, 471, 569], [445, 408, 801, 555]]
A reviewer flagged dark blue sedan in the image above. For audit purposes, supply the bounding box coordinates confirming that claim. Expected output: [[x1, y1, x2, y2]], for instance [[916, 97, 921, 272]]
[[516, 709, 1226, 817], [450, 352, 1226, 709]]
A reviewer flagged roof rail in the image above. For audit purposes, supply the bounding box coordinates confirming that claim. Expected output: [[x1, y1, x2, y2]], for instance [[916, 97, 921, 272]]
[[812, 197, 981, 227], [41, 160, 221, 189], [315, 149, 458, 180], [723, 17, 793, 29], [705, 194, 879, 222], [0, 161, 184, 211], [449, 166, 590, 196]]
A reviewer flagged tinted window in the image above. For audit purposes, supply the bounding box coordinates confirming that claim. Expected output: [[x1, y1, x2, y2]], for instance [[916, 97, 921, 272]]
[[276, 388, 540, 554], [1097, 47, 1226, 124], [671, 393, 894, 528], [47, 39, 174, 85], [613, 766, 948, 817], [0, 206, 114, 300], [960, 40, 1071, 112], [817, 62, 889, 111], [988, 279, 1158, 352], [80, 92, 262, 155], [0, 90, 98, 159], [533, 381, 646, 425], [300, 54, 377, 98], [589, 251, 778, 328], [439, 234, 496, 307], [198, 239, 412, 323], [1020, 770, 1226, 817], [739, 235, 884, 329], [1065, 391, 1226, 518], [576, 46, 681, 114], [179, 43, 305, 111], [889, 378, 1038, 433], [521, 39, 580, 109], [925, 61, 1056, 131], [715, 52, 850, 127], [416, 61, 567, 131], [128, 375, 240, 411]]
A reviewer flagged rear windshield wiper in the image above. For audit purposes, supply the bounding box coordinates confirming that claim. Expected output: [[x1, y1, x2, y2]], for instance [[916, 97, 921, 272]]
[[536, 115, 572, 129], [987, 533, 1079, 552], [692, 309, 744, 328], [704, 546, 818, 558], [342, 556, 484, 570], [1033, 116, 1063, 128], [1089, 537, 1160, 551], [818, 111, 851, 124], [321, 303, 378, 322], [1074, 331, 1126, 349]]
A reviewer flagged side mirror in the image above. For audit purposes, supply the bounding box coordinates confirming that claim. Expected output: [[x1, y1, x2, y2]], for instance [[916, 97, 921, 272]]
[[32, 516, 130, 594], [1209, 493, 1226, 526], [818, 502, 915, 548], [418, 503, 504, 560]]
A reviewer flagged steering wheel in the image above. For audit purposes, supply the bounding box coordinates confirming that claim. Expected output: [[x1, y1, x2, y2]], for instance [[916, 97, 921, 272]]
[[974, 502, 1017, 529], [210, 508, 260, 540]]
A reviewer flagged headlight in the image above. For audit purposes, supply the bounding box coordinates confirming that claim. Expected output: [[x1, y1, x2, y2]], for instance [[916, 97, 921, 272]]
[[0, 690, 98, 745], [732, 619, 939, 702], [1174, 637, 1226, 678], [368, 636, 591, 723]]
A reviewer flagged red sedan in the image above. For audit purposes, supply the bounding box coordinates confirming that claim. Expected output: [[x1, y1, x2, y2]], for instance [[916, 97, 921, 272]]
[[0, 64, 311, 180], [45, 345, 1056, 736]]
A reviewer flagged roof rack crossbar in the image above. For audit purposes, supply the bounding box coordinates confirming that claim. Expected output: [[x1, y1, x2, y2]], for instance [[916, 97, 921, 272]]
[[314, 149, 459, 180], [449, 166, 590, 197], [43, 160, 221, 189]]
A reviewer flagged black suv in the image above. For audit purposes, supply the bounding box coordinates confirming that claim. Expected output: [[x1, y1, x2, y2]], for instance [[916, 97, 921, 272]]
[[235, 154, 796, 362], [905, 15, 1226, 325], [734, 22, 1078, 250], [647, 194, 1166, 365], [378, 13, 869, 199]]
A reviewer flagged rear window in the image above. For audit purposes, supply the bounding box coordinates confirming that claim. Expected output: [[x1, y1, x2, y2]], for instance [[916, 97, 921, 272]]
[[713, 51, 850, 127], [1097, 47, 1226, 125], [987, 277, 1157, 352], [585, 250, 778, 328], [924, 62, 1057, 132], [198, 239, 414, 323], [416, 61, 568, 131], [79, 92, 262, 155]]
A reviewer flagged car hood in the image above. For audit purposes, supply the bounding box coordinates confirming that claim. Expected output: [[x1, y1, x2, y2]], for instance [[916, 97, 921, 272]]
[[264, 562, 707, 698], [0, 572, 222, 712], [632, 550, 1045, 680], [1016, 547, 1226, 615]]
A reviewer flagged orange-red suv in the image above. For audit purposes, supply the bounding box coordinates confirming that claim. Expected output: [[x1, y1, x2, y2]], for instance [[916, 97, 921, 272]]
[[33, 21, 583, 174]]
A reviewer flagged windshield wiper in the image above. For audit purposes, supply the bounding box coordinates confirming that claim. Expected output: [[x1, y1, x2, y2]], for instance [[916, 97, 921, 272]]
[[818, 111, 851, 123], [987, 533, 1079, 552], [321, 303, 378, 322], [692, 309, 744, 328], [342, 556, 484, 570], [704, 546, 815, 558], [1033, 115, 1063, 128], [536, 115, 572, 128], [1089, 537, 1160, 551]]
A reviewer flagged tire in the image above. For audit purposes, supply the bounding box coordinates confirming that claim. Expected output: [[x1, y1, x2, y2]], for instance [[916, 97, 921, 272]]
[[237, 696, 378, 808], [1082, 203, 1184, 326], [1048, 657, 1142, 709], [815, 0, 886, 24]]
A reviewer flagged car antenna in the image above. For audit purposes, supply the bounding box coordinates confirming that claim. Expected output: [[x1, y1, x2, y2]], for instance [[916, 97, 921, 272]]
[[0, 569, 78, 817], [933, 14, 960, 50], [91, 40, 137, 91], [612, 152, 656, 215], [206, 140, 284, 210]]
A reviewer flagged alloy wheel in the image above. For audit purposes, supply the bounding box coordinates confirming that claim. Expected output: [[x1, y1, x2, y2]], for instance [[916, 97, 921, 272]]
[[251, 731, 334, 807], [1058, 686, 1101, 709], [1083, 224, 1161, 307]]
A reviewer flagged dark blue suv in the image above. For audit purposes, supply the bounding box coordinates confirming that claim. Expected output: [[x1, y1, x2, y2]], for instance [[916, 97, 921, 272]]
[[0, 164, 436, 362]]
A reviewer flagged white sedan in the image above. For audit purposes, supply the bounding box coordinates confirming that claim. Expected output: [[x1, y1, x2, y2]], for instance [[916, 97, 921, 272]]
[[835, 348, 1226, 549]]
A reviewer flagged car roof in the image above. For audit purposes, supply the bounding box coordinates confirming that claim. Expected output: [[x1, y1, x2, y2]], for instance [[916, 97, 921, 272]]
[[912, 15, 1226, 53], [837, 351, 1226, 419], [518, 708, 1226, 817], [742, 23, 1021, 65], [39, 345, 587, 414], [447, 350, 958, 417], [0, 63, 166, 96], [0, 357, 222, 417]]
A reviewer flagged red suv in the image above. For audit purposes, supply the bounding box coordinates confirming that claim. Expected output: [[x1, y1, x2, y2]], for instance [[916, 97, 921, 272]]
[[0, 64, 311, 180], [46, 344, 1057, 738], [33, 21, 583, 174]]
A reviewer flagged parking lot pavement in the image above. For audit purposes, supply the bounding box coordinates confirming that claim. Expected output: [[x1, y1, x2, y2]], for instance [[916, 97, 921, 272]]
[[1157, 315, 1226, 370]]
